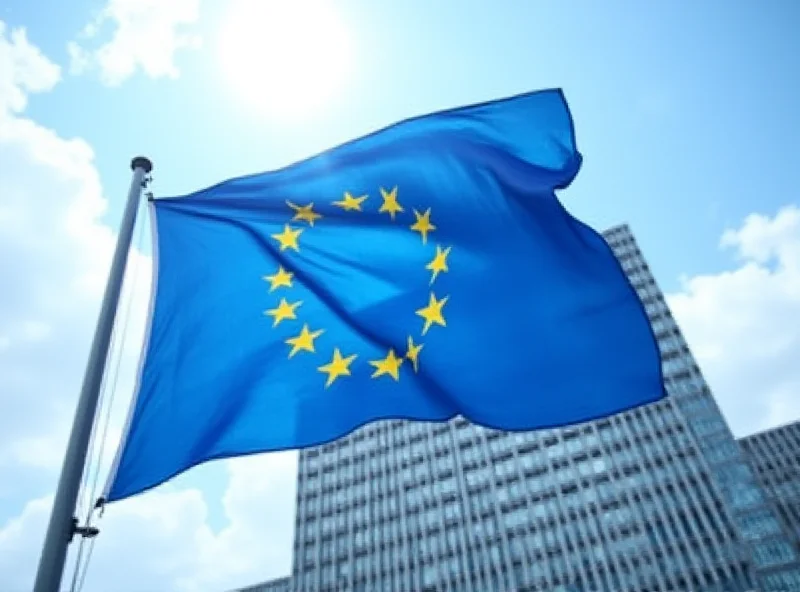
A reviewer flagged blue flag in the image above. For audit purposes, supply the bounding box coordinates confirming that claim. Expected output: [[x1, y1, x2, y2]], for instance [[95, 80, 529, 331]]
[[106, 89, 664, 501]]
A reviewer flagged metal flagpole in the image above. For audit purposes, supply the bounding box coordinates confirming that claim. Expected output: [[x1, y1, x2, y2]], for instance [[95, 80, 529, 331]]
[[33, 157, 153, 592]]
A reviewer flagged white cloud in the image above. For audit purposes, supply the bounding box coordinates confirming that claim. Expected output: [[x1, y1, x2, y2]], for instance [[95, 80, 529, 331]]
[[0, 454, 296, 592], [0, 496, 53, 592], [0, 21, 60, 114], [0, 21, 111, 478], [668, 205, 800, 437], [68, 0, 201, 86], [170, 453, 297, 592], [0, 18, 295, 592], [0, 491, 210, 592]]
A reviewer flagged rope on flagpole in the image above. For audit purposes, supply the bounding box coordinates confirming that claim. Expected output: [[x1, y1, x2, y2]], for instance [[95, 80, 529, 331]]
[[68, 196, 149, 592]]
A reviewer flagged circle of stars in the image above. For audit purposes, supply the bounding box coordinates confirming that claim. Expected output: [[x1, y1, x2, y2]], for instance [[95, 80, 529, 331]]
[[262, 188, 451, 388]]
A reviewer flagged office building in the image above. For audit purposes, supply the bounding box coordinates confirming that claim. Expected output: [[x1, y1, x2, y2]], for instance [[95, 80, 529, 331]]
[[739, 421, 800, 548], [288, 224, 800, 591]]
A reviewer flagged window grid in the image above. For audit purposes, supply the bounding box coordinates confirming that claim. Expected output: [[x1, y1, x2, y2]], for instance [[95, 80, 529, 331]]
[[285, 225, 800, 592]]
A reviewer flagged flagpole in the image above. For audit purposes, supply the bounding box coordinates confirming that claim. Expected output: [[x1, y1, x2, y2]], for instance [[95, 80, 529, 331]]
[[33, 157, 153, 592]]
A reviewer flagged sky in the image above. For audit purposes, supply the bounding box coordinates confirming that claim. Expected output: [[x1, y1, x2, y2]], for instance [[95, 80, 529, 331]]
[[0, 0, 798, 590]]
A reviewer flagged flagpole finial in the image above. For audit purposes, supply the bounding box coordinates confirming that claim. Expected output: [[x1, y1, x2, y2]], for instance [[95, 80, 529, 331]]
[[131, 156, 153, 173]]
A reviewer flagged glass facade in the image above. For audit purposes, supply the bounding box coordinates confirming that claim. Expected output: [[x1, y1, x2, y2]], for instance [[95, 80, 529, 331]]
[[283, 224, 800, 591], [739, 421, 800, 552]]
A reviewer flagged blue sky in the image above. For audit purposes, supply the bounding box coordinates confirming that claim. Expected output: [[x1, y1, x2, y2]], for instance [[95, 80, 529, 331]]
[[0, 1, 799, 590], [8, 0, 799, 289]]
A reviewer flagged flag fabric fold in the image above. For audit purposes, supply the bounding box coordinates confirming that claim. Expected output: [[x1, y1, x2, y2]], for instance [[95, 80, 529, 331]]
[[106, 89, 664, 501]]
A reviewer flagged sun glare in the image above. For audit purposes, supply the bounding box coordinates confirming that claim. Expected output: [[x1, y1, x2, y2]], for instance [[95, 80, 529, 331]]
[[217, 1, 353, 120]]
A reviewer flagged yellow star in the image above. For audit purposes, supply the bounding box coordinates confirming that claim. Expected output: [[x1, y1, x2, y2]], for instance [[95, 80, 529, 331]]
[[416, 292, 448, 335], [271, 225, 303, 252], [333, 191, 368, 211], [264, 298, 302, 327], [318, 348, 357, 388], [369, 349, 404, 381], [263, 265, 293, 292], [379, 186, 404, 220], [405, 336, 423, 373], [285, 324, 324, 358], [425, 245, 451, 284], [410, 208, 436, 244], [287, 201, 322, 226]]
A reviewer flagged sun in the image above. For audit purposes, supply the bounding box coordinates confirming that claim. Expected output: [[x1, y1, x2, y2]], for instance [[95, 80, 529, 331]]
[[216, 0, 353, 120]]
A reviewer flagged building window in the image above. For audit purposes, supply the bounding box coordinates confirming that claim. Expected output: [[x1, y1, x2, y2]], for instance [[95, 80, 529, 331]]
[[738, 509, 782, 540], [753, 540, 797, 568]]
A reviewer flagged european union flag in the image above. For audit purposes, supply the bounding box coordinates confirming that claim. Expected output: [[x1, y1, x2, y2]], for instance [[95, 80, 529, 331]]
[[106, 89, 664, 501]]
